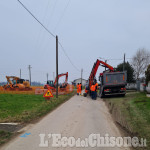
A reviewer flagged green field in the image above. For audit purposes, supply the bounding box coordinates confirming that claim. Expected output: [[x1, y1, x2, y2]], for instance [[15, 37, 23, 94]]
[[104, 92, 150, 150], [0, 92, 75, 145], [0, 93, 75, 123]]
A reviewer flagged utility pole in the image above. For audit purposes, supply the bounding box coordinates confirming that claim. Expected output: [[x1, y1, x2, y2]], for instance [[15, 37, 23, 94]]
[[105, 60, 107, 71], [81, 69, 83, 85], [53, 72, 55, 82], [123, 53, 125, 71], [46, 73, 48, 81], [20, 69, 21, 78], [56, 35, 58, 98], [81, 69, 83, 86], [28, 65, 32, 85]]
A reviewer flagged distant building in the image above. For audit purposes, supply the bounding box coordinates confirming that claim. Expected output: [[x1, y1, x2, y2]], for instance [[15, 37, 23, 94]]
[[72, 78, 87, 86]]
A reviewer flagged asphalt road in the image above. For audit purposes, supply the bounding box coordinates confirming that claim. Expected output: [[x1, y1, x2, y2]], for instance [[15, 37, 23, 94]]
[[1, 95, 130, 150]]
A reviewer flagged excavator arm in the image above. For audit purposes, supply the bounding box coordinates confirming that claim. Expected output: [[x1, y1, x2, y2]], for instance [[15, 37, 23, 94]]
[[54, 72, 68, 86], [6, 76, 13, 85], [6, 76, 20, 85], [88, 59, 114, 88]]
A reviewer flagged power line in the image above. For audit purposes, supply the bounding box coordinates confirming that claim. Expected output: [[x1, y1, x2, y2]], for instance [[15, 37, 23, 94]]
[[34, 0, 52, 51], [43, 0, 52, 23], [18, 0, 55, 38], [99, 56, 150, 61], [58, 41, 80, 72], [54, 0, 71, 33], [99, 57, 124, 61], [17, 0, 80, 72], [47, 0, 59, 28]]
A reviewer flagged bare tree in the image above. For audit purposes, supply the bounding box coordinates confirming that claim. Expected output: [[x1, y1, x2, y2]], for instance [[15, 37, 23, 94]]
[[132, 48, 150, 80]]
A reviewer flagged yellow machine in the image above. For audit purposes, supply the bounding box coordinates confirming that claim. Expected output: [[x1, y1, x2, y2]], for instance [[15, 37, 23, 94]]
[[3, 76, 32, 91]]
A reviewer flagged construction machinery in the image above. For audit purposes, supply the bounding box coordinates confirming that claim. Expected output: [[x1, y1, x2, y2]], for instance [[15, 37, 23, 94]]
[[35, 72, 72, 95], [3, 76, 32, 91], [84, 59, 127, 97], [44, 72, 68, 90]]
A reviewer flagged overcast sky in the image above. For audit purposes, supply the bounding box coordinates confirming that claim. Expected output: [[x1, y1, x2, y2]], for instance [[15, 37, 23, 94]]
[[0, 0, 150, 83]]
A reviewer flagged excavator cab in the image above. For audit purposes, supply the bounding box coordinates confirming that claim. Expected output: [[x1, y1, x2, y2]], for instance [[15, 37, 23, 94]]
[[47, 80, 55, 87], [12, 78, 23, 85], [44, 80, 55, 89], [18, 79, 24, 84]]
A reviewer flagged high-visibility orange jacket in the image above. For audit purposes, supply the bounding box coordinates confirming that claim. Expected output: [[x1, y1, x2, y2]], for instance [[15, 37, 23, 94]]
[[95, 83, 98, 91], [78, 84, 81, 94], [78, 84, 81, 90], [90, 85, 96, 91], [77, 85, 79, 93]]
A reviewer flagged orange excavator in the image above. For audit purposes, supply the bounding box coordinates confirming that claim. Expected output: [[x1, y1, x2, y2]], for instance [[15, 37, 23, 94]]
[[44, 72, 68, 90], [3, 76, 32, 91]]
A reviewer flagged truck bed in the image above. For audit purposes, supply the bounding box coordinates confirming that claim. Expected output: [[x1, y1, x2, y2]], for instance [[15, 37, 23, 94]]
[[99, 71, 127, 97]]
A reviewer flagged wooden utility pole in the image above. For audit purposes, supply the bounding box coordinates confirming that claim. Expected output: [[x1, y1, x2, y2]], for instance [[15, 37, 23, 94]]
[[56, 35, 58, 98], [20, 69, 21, 78], [47, 73, 48, 81], [123, 53, 125, 71], [105, 60, 107, 71], [28, 65, 32, 85], [81, 69, 83, 86], [53, 72, 55, 82]]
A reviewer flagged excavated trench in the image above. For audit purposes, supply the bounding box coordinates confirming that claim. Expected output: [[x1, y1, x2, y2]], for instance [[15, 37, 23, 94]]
[[104, 99, 134, 136]]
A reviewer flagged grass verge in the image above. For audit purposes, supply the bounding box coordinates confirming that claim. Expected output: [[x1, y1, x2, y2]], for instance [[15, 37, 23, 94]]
[[0, 130, 12, 145], [104, 92, 150, 150], [0, 91, 76, 123], [0, 91, 76, 146]]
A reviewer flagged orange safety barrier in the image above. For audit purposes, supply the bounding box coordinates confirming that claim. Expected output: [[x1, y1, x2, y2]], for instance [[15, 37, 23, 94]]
[[0, 85, 74, 95], [41, 84, 74, 95], [0, 86, 43, 95]]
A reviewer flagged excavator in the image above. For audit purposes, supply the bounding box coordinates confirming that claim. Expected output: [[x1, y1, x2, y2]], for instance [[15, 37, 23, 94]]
[[44, 72, 68, 90], [3, 76, 32, 91], [84, 59, 127, 97]]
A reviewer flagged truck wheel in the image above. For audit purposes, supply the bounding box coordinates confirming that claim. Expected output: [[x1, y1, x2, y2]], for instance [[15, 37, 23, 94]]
[[83, 93, 87, 97], [99, 93, 103, 98], [100, 92, 105, 98], [101, 95, 104, 98], [121, 94, 125, 97]]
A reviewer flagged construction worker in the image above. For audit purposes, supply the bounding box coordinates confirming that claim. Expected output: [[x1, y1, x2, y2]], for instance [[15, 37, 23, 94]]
[[78, 83, 82, 95], [95, 82, 98, 99], [90, 83, 96, 100], [77, 83, 79, 95], [80, 83, 82, 91]]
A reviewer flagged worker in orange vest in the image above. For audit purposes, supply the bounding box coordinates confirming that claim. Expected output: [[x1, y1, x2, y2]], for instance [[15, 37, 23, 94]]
[[95, 82, 98, 99], [76, 83, 79, 95], [90, 83, 96, 100], [78, 83, 82, 95]]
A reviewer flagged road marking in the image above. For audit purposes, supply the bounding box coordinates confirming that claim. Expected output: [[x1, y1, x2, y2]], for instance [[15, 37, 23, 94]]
[[0, 123, 19, 125]]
